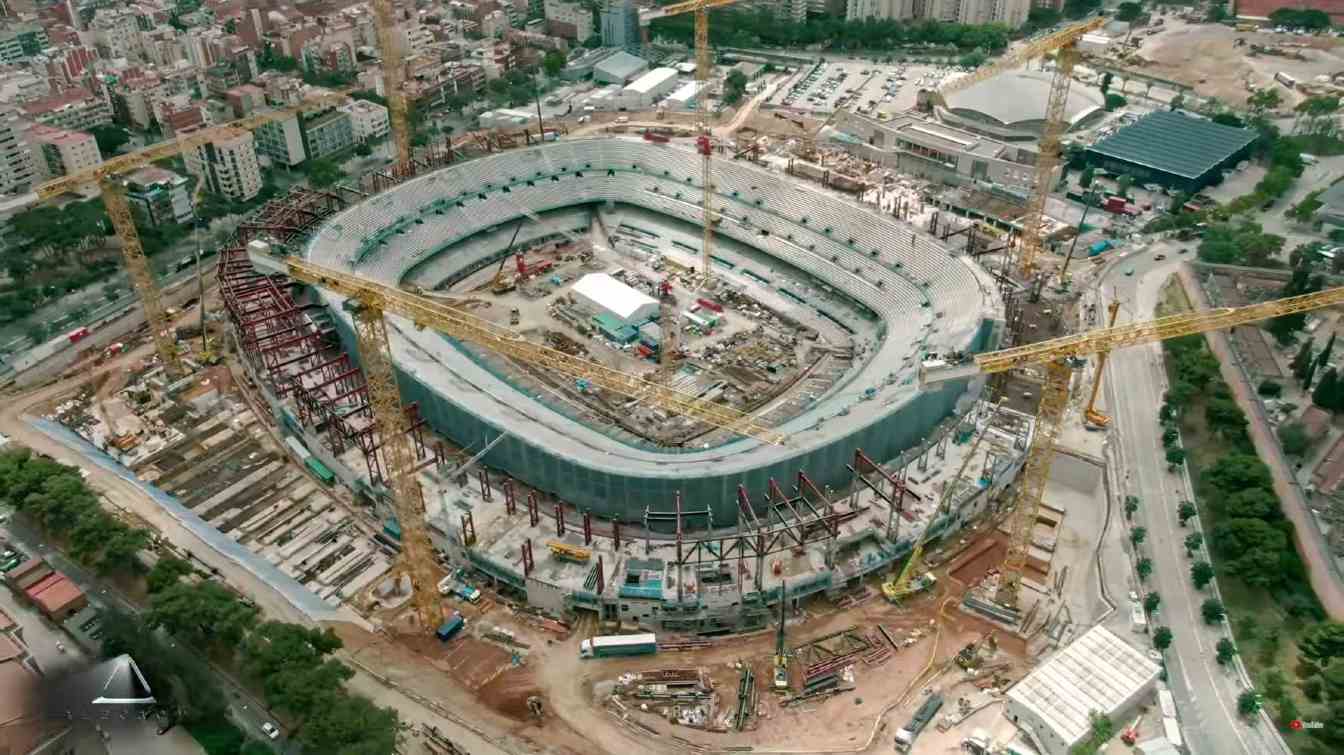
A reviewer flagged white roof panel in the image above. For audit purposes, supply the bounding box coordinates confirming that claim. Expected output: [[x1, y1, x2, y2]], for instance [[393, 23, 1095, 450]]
[[667, 81, 700, 103], [625, 67, 678, 95], [571, 273, 658, 321], [1006, 625, 1160, 746]]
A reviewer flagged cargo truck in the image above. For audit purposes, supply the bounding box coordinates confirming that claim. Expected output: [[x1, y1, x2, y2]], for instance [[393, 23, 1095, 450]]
[[436, 612, 466, 642], [437, 573, 482, 603], [579, 633, 658, 659], [894, 692, 943, 751]]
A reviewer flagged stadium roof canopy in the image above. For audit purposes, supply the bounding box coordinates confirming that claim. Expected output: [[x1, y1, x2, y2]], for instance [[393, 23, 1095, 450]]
[[1087, 111, 1257, 180]]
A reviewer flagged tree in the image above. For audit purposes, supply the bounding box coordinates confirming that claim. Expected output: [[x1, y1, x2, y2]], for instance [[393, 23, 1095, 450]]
[[723, 69, 750, 106], [1154, 626, 1174, 651], [1136, 557, 1153, 582], [1204, 455, 1274, 497], [1124, 495, 1140, 521], [147, 555, 195, 594], [1144, 592, 1161, 614], [91, 124, 131, 156], [1116, 173, 1133, 197], [1105, 93, 1128, 111], [1185, 531, 1204, 556], [296, 694, 398, 754], [1212, 519, 1288, 587], [1299, 622, 1344, 669], [99, 608, 228, 724], [1162, 427, 1180, 447], [1100, 72, 1113, 96], [240, 621, 344, 682], [1217, 637, 1238, 665], [1192, 560, 1216, 589], [1317, 368, 1342, 411], [354, 142, 372, 157], [303, 159, 344, 189], [1218, 488, 1279, 520], [1278, 421, 1313, 456], [1304, 357, 1319, 390], [1203, 598, 1227, 624], [1293, 340, 1316, 379], [148, 580, 258, 653], [1257, 379, 1281, 397], [1165, 446, 1186, 469], [1116, 2, 1143, 22], [1207, 3, 1228, 23], [1321, 333, 1337, 367], [1291, 190, 1325, 224], [1238, 689, 1261, 718], [543, 49, 567, 78], [1131, 526, 1148, 547]]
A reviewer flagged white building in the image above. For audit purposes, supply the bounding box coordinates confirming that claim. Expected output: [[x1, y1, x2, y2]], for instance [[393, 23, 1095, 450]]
[[340, 100, 390, 143], [665, 80, 700, 110], [91, 9, 139, 59], [570, 273, 659, 326], [846, 0, 1028, 27], [622, 67, 678, 107], [184, 127, 262, 202], [26, 124, 101, 181], [1004, 625, 1161, 755], [543, 0, 589, 39]]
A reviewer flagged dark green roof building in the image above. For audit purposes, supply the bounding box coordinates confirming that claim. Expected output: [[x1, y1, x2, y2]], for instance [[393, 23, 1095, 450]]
[[1085, 111, 1257, 193]]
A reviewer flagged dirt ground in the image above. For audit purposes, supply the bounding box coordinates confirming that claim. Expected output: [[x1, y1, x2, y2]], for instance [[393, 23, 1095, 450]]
[[1136, 18, 1344, 105]]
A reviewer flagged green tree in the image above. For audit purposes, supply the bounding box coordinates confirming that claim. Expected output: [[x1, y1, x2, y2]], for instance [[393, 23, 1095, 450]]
[[148, 580, 259, 653], [543, 49, 567, 78], [1144, 592, 1161, 614], [1218, 488, 1280, 520], [1115, 2, 1143, 21], [1293, 341, 1315, 379], [99, 608, 228, 723], [1203, 598, 1227, 624], [1317, 367, 1342, 410], [296, 694, 399, 754], [1299, 622, 1344, 669], [1192, 560, 1216, 589], [1185, 531, 1204, 556], [1105, 93, 1128, 111], [1278, 421, 1313, 455], [1212, 519, 1287, 587], [1217, 637, 1238, 665], [1137, 558, 1154, 582], [1131, 526, 1148, 547], [1100, 72, 1113, 96], [1238, 689, 1261, 718], [1165, 446, 1187, 469], [354, 142, 372, 157], [91, 124, 131, 156], [147, 555, 195, 594], [1204, 455, 1274, 497], [1291, 190, 1326, 224], [1249, 87, 1283, 113], [1124, 495, 1140, 520], [1162, 427, 1180, 447], [1178, 501, 1198, 527], [1154, 626, 1174, 651], [723, 69, 750, 106], [303, 159, 344, 189]]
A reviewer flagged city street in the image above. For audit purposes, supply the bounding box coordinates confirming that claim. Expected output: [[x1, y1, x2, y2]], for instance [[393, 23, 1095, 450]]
[[1091, 247, 1289, 755]]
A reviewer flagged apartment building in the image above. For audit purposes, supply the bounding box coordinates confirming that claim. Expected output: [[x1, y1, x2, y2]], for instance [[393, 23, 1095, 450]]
[[91, 8, 138, 59], [125, 166, 193, 227], [0, 106, 33, 194], [19, 87, 111, 131], [341, 99, 390, 143], [255, 114, 306, 167], [26, 123, 101, 181], [299, 108, 354, 161], [847, 0, 1029, 26], [0, 21, 47, 64], [184, 127, 262, 201], [544, 0, 588, 39]]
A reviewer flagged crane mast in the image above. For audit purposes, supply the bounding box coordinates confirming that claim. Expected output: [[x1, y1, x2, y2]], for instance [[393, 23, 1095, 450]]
[[1015, 47, 1078, 276], [34, 93, 346, 381], [372, 0, 412, 168], [695, 6, 714, 285], [344, 301, 442, 629]]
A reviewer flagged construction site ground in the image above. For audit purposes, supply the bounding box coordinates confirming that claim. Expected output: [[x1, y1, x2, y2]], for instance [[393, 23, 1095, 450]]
[[1130, 17, 1344, 106]]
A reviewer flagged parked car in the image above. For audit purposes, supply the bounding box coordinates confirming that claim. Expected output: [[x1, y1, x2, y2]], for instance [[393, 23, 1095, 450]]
[[262, 723, 280, 740]]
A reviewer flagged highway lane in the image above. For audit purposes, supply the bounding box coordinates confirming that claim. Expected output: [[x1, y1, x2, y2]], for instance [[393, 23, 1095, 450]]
[[1093, 246, 1288, 755]]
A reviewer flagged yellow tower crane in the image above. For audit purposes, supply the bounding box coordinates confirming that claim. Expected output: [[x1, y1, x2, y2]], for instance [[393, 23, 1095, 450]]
[[921, 18, 1106, 276], [371, 0, 413, 170], [642, 0, 743, 285], [921, 284, 1344, 609], [33, 93, 348, 379], [283, 258, 786, 445]]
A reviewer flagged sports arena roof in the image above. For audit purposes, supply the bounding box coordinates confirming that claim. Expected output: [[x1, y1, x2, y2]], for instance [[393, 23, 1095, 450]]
[[943, 70, 1104, 130], [1087, 111, 1257, 180]]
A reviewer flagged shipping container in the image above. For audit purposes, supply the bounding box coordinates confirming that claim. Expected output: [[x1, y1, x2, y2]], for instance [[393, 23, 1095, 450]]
[[580, 633, 658, 659], [695, 298, 724, 313], [895, 693, 942, 751], [67, 327, 91, 344], [284, 436, 312, 462], [304, 457, 335, 484]]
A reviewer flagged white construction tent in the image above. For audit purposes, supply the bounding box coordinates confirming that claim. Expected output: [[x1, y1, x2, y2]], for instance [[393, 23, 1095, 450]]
[[569, 273, 660, 326]]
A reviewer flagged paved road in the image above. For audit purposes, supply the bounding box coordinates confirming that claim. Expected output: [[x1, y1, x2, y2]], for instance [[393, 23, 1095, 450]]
[[1093, 245, 1289, 755]]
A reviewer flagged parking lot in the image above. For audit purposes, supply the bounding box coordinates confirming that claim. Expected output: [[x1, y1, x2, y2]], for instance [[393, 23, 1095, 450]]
[[768, 58, 957, 118]]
